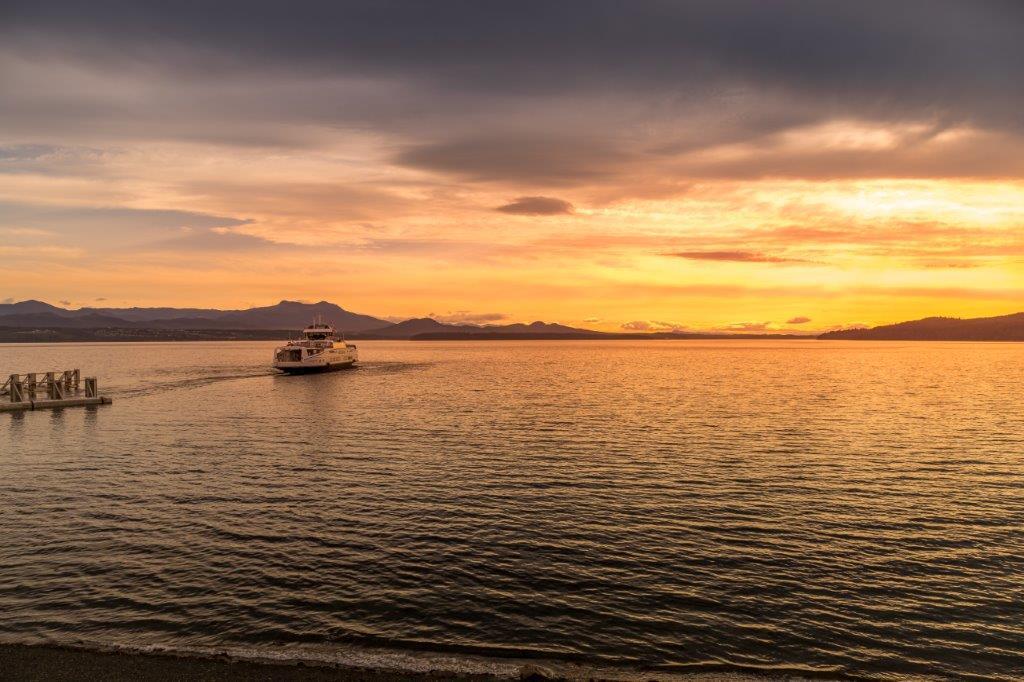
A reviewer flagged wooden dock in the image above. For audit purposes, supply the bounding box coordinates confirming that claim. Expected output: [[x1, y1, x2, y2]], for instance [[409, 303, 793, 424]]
[[1, 370, 112, 412]]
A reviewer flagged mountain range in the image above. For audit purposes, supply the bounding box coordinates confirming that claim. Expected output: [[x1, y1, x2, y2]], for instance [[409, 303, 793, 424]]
[[0, 300, 599, 339], [4, 300, 1024, 341], [0, 299, 390, 331]]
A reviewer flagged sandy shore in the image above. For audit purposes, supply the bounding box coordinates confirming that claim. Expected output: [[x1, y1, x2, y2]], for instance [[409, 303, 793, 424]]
[[0, 642, 792, 681], [0, 643, 504, 681]]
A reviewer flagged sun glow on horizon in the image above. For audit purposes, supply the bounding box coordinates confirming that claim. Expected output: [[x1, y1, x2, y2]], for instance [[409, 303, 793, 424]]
[[5, 161, 1024, 332]]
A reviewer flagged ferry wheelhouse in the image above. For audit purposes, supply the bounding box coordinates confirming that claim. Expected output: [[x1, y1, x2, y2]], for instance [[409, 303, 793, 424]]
[[272, 317, 358, 373]]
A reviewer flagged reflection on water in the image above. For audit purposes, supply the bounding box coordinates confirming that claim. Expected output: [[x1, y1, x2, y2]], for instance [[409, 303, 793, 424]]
[[1, 340, 1023, 680]]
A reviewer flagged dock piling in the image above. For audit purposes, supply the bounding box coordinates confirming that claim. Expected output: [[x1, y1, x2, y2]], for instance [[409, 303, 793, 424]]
[[47, 372, 64, 400], [8, 374, 24, 403]]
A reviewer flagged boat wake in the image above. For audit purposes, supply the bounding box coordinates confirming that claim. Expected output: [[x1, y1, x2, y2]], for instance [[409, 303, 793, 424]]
[[354, 360, 434, 375], [111, 368, 278, 399], [107, 360, 435, 399]]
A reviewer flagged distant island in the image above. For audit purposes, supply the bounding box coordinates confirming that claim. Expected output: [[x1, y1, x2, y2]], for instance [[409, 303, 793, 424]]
[[1, 299, 1023, 342], [819, 313, 1024, 341]]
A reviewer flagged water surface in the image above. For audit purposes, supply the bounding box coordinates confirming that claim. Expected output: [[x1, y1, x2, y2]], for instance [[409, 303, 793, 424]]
[[1, 340, 1022, 680]]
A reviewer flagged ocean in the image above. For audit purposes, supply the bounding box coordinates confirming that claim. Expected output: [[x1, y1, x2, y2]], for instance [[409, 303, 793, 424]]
[[1, 340, 1022, 680]]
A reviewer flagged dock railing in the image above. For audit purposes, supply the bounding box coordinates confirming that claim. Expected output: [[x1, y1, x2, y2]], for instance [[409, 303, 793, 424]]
[[1, 369, 109, 411], [2, 370, 81, 401]]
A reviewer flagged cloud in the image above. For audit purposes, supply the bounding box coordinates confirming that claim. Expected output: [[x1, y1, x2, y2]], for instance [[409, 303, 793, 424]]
[[921, 260, 983, 269], [0, 144, 115, 176], [175, 181, 415, 223], [0, 227, 54, 238], [621, 320, 689, 332], [3, 1, 1024, 197], [0, 244, 84, 259], [0, 202, 246, 231], [6, 2, 1022, 122], [396, 135, 634, 184], [496, 196, 574, 216], [623, 319, 811, 334], [145, 228, 304, 253], [653, 321, 690, 332], [94, 297, 106, 301], [429, 311, 508, 325], [666, 250, 808, 264], [673, 125, 1024, 181], [0, 202, 249, 250], [0, 0, 1022, 208], [58, 299, 71, 306], [1, 298, 13, 304], [723, 322, 771, 332], [787, 316, 812, 324], [744, 219, 1024, 263]]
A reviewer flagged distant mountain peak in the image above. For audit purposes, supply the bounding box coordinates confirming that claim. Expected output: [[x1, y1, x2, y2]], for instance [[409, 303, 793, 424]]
[[0, 299, 71, 316]]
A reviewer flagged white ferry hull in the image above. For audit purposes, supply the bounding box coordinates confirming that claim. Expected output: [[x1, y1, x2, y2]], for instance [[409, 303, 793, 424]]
[[274, 358, 356, 374]]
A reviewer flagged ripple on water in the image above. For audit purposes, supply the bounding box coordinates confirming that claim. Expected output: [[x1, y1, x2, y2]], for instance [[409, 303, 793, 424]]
[[1, 340, 1024, 681]]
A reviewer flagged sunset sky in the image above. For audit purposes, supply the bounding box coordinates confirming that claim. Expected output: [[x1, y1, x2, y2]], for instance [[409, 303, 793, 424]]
[[3, 1, 1024, 332]]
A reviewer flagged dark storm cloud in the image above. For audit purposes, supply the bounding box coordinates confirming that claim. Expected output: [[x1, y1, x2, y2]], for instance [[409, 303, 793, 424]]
[[397, 136, 634, 183], [3, 1, 1024, 184], [496, 197, 574, 216], [4, 1, 1022, 118]]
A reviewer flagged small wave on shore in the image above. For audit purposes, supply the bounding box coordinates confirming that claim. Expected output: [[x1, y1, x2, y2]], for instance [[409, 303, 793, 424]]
[[0, 637, 809, 681]]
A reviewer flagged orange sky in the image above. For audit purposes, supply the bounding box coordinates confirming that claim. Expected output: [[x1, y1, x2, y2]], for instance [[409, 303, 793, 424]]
[[3, 3, 1024, 333]]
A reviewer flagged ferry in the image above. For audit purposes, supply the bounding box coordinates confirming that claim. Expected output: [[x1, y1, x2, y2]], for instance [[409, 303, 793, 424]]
[[272, 317, 358, 373]]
